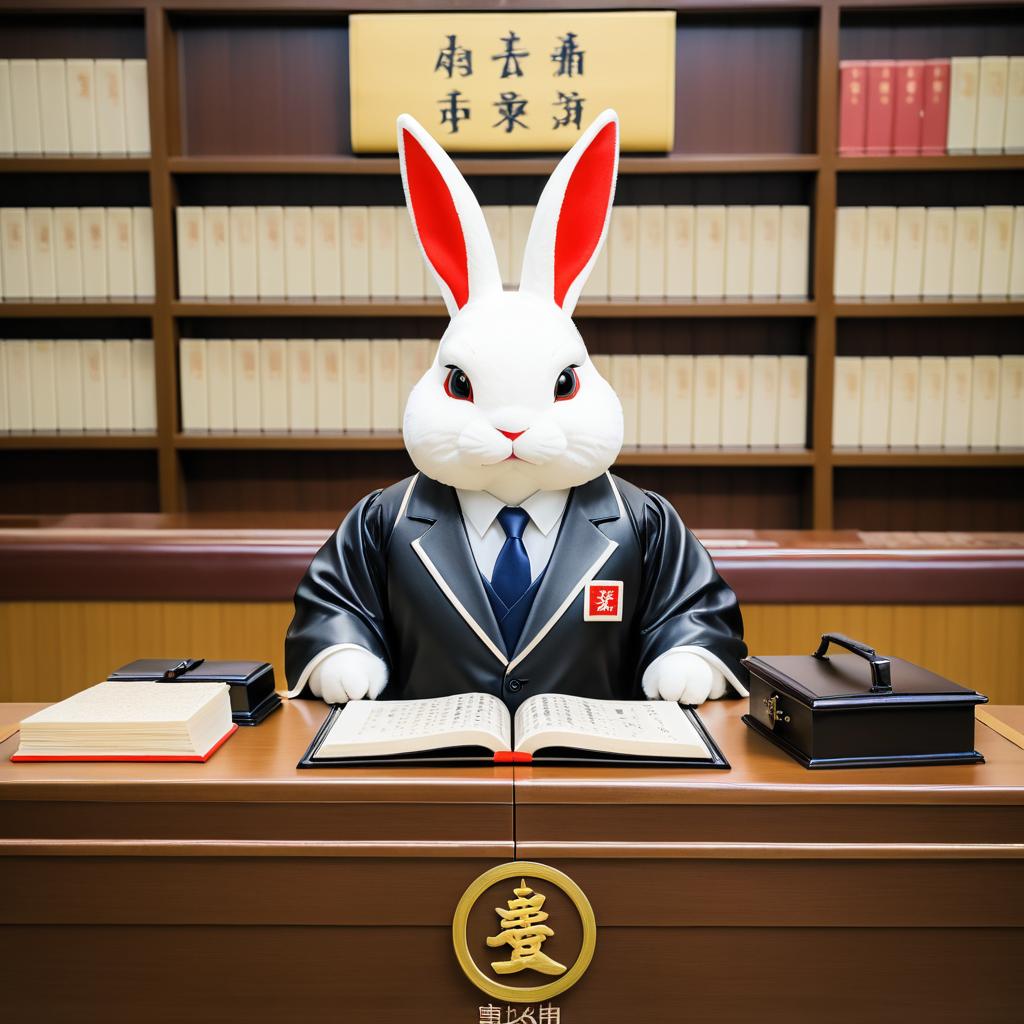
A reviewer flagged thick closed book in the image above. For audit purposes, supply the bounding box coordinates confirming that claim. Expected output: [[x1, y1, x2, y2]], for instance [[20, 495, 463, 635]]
[[81, 340, 107, 430], [369, 206, 398, 298], [314, 339, 344, 432], [259, 339, 288, 431], [1, 208, 30, 299], [5, 340, 32, 430], [860, 356, 891, 448], [178, 338, 208, 432], [10, 60, 42, 155], [832, 356, 862, 448], [299, 692, 727, 769], [664, 206, 695, 298], [838, 61, 868, 155], [611, 354, 639, 446], [232, 338, 262, 431], [777, 355, 808, 448], [205, 338, 235, 432], [284, 206, 313, 299], [1011, 207, 1024, 298], [693, 354, 722, 446], [863, 206, 897, 299], [865, 61, 896, 155], [833, 207, 866, 299], [893, 206, 926, 298], [664, 354, 694, 446], [694, 206, 726, 299], [106, 207, 135, 299], [720, 354, 752, 446], [637, 205, 666, 298], [38, 60, 70, 156], [749, 355, 780, 447], [311, 206, 342, 300], [79, 205, 107, 299], [103, 338, 133, 431], [750, 206, 781, 299], [916, 356, 946, 449], [122, 59, 150, 155], [395, 209, 425, 298], [921, 59, 951, 155], [256, 206, 285, 299], [131, 338, 156, 432], [948, 57, 980, 154], [922, 207, 955, 298], [888, 356, 920, 448], [975, 56, 1009, 154], [287, 339, 316, 432], [980, 205, 1013, 297], [509, 206, 532, 287], [724, 205, 753, 299], [176, 206, 205, 299], [998, 355, 1024, 449], [229, 207, 258, 299], [779, 206, 809, 299], [55, 340, 84, 432], [132, 207, 155, 298], [400, 338, 433, 409], [12, 680, 236, 763], [343, 339, 372, 431], [29, 339, 57, 431], [206, 206, 234, 301], [1006, 58, 1024, 154], [94, 59, 126, 155], [608, 205, 638, 298], [951, 207, 984, 297], [65, 59, 97, 155], [371, 338, 401, 432], [892, 60, 924, 155], [341, 206, 370, 298], [969, 355, 1000, 448], [0, 61, 13, 156], [27, 207, 57, 300], [483, 206, 512, 287], [637, 353, 666, 446], [942, 356, 972, 448]]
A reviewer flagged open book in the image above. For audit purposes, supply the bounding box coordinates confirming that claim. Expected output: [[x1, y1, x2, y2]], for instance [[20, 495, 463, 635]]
[[298, 692, 728, 769], [11, 680, 236, 763]]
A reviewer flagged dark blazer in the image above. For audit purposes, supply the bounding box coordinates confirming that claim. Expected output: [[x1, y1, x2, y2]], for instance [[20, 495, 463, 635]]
[[285, 472, 748, 710]]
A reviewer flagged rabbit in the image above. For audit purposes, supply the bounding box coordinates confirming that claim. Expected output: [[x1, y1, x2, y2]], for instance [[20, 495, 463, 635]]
[[285, 109, 748, 710]]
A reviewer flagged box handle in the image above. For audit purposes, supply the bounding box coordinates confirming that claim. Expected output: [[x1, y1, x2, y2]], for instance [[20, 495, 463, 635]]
[[812, 633, 892, 695]]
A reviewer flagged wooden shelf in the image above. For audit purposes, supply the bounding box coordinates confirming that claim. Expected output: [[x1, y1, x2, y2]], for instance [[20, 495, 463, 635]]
[[168, 154, 820, 177], [616, 448, 815, 467], [172, 299, 816, 319], [0, 157, 150, 174], [834, 300, 1024, 318], [836, 154, 1024, 172], [0, 434, 159, 450], [832, 449, 1024, 468], [0, 301, 156, 318]]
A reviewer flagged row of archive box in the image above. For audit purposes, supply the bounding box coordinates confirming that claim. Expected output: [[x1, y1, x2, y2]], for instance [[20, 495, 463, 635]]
[[176, 205, 812, 302], [833, 355, 1022, 450], [0, 339, 155, 433]]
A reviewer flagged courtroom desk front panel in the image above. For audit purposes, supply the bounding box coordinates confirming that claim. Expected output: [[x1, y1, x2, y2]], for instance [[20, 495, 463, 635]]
[[512, 700, 1024, 1024], [0, 699, 514, 1023], [2, 699, 1022, 1022]]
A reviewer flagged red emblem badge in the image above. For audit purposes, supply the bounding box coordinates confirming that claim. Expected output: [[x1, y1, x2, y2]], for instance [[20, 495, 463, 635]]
[[584, 580, 623, 622]]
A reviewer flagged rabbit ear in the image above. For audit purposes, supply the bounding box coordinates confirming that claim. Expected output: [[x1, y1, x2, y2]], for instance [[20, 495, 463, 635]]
[[397, 114, 502, 317], [519, 109, 620, 315]]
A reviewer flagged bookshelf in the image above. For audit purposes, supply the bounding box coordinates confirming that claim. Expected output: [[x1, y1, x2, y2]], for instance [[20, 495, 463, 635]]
[[1, 0, 1021, 530]]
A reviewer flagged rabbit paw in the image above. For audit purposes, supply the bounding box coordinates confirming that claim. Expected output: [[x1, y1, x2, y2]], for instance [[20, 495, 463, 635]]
[[642, 650, 727, 706], [308, 647, 389, 705]]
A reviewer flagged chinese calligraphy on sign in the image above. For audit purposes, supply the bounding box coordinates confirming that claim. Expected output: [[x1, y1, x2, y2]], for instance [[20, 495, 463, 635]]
[[487, 879, 567, 977], [479, 1004, 561, 1024], [349, 12, 676, 152]]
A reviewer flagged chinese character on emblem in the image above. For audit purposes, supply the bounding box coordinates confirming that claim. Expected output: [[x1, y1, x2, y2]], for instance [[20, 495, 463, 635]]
[[583, 580, 623, 622]]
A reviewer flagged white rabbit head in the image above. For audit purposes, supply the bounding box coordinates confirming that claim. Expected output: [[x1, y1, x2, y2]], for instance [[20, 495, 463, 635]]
[[397, 109, 624, 507]]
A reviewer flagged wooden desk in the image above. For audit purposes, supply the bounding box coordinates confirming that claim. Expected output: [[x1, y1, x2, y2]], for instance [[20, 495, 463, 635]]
[[1, 699, 1022, 1022]]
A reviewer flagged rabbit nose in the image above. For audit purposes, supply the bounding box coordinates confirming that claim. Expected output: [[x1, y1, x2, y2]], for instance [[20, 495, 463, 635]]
[[499, 430, 525, 441]]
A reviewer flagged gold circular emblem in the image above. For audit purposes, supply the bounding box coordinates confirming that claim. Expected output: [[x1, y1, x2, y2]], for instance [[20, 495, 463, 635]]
[[452, 861, 596, 1004]]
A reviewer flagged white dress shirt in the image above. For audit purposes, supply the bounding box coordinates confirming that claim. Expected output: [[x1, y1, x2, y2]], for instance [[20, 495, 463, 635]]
[[456, 488, 570, 583]]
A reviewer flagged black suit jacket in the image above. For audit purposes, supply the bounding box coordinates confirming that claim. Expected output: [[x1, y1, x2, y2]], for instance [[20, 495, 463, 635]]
[[285, 472, 748, 709]]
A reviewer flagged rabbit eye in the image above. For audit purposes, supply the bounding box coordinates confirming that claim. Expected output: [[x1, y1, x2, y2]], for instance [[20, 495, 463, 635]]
[[554, 366, 580, 401], [444, 366, 473, 402]]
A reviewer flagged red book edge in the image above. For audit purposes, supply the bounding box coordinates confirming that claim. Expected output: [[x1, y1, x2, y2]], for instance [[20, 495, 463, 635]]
[[9, 722, 239, 763], [865, 60, 896, 156], [921, 59, 951, 156], [493, 751, 533, 763], [892, 60, 925, 155], [838, 61, 868, 156]]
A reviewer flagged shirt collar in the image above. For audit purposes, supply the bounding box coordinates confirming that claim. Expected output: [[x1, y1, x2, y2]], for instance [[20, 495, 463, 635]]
[[456, 488, 570, 538]]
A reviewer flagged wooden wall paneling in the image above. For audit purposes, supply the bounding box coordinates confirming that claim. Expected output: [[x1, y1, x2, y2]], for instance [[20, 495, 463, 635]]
[[837, 318, 1024, 358], [0, 12, 145, 60]]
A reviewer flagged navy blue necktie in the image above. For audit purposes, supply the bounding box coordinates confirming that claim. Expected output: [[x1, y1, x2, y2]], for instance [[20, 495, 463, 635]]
[[492, 507, 532, 610]]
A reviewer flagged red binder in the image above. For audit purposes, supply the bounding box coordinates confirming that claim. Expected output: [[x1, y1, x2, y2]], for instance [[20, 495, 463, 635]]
[[866, 60, 896, 155], [838, 61, 868, 155], [921, 58, 951, 155], [893, 60, 925, 155]]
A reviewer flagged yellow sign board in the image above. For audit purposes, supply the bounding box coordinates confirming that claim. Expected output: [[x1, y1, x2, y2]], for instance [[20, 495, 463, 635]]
[[349, 12, 675, 153]]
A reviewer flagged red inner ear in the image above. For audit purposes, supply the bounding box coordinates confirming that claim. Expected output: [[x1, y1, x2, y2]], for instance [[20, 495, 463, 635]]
[[553, 121, 617, 307], [402, 129, 469, 309]]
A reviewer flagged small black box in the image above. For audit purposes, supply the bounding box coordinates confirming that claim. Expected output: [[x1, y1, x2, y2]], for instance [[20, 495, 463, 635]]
[[742, 633, 987, 769], [109, 659, 282, 726]]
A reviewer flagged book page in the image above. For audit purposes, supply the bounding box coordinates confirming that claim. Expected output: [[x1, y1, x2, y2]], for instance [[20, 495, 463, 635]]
[[317, 692, 511, 759], [514, 694, 711, 759]]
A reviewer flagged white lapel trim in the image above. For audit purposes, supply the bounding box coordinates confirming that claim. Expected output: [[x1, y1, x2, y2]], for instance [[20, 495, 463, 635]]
[[505, 537, 618, 676], [605, 470, 626, 518], [394, 473, 419, 531], [411, 535, 509, 668]]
